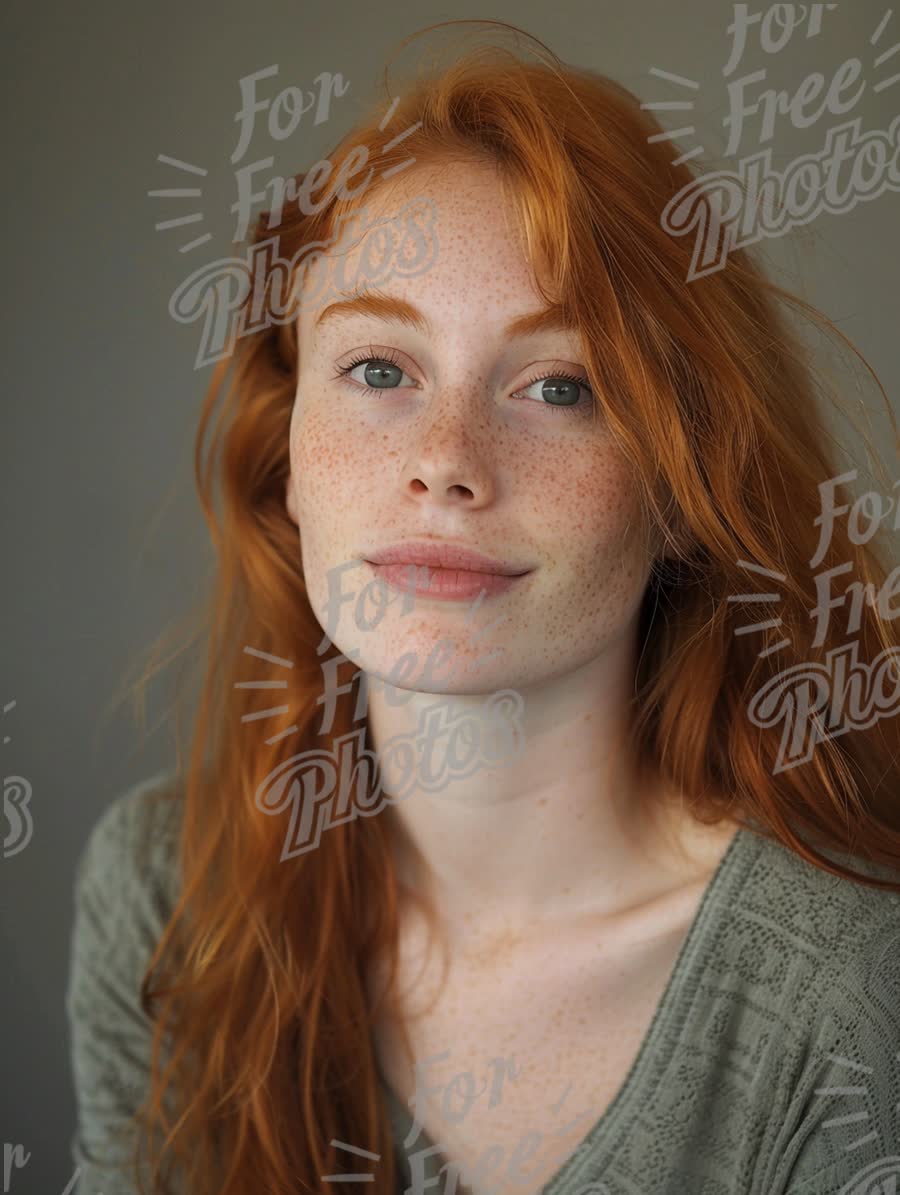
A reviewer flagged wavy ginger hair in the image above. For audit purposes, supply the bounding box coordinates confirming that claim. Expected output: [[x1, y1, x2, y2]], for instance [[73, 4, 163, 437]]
[[118, 19, 900, 1195]]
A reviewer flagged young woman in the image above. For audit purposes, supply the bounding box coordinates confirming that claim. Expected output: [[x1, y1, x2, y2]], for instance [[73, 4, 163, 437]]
[[67, 21, 900, 1195]]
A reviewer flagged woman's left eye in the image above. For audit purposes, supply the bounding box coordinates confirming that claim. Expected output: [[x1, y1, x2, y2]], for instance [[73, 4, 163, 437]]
[[514, 373, 595, 414]]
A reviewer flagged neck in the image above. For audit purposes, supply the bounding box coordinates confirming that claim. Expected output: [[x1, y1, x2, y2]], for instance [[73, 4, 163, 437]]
[[364, 636, 731, 946]]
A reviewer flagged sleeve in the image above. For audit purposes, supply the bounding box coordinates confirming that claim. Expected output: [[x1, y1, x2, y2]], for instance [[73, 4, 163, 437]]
[[774, 919, 900, 1194], [64, 773, 182, 1195]]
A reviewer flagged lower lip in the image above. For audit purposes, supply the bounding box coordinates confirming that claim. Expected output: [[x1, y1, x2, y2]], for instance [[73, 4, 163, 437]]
[[364, 561, 531, 600]]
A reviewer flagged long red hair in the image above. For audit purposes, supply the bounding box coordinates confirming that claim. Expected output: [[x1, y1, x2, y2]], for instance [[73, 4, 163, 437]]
[[114, 19, 900, 1194]]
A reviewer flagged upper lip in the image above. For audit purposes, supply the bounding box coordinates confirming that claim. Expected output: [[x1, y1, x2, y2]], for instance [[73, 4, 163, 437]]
[[363, 540, 532, 576]]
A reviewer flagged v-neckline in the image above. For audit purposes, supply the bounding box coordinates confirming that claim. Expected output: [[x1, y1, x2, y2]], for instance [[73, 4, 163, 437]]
[[379, 822, 756, 1193]]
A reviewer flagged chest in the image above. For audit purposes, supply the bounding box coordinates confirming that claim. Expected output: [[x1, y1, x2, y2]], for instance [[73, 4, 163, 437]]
[[370, 912, 695, 1195]]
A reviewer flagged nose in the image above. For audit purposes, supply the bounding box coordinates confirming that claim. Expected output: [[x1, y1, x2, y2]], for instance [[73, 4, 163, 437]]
[[399, 386, 497, 508]]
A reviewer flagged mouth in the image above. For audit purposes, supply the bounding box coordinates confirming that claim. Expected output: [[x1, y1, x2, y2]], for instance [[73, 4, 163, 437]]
[[363, 559, 533, 601], [363, 540, 532, 576]]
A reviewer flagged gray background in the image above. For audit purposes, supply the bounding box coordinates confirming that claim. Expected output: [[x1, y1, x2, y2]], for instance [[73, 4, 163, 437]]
[[2, 0, 897, 1189]]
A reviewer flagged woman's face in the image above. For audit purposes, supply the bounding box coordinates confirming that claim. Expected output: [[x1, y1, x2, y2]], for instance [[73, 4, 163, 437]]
[[286, 158, 663, 695]]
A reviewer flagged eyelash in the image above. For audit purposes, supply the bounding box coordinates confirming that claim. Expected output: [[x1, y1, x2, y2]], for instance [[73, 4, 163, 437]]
[[332, 346, 595, 416]]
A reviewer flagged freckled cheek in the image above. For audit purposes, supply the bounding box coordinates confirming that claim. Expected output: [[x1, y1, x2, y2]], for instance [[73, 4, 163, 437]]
[[541, 449, 643, 541], [288, 414, 378, 516]]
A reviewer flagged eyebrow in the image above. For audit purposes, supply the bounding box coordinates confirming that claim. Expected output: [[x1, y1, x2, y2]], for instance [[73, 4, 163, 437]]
[[312, 287, 576, 339]]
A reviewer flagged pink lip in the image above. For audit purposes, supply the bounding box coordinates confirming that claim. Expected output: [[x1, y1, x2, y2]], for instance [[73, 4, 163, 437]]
[[362, 540, 534, 602], [363, 541, 531, 575], [364, 561, 530, 600]]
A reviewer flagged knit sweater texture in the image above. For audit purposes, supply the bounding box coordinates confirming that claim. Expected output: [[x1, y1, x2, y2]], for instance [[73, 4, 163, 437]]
[[66, 773, 900, 1194]]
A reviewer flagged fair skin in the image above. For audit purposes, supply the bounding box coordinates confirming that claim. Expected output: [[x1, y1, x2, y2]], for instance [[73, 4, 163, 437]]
[[285, 158, 739, 1193]]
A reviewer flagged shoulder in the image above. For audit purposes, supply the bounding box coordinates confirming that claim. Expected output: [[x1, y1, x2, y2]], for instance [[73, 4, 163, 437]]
[[66, 774, 187, 1191], [730, 825, 900, 1047], [729, 829, 900, 1190], [69, 770, 185, 976], [75, 770, 184, 901], [772, 911, 900, 1191], [77, 768, 184, 866], [731, 824, 900, 978]]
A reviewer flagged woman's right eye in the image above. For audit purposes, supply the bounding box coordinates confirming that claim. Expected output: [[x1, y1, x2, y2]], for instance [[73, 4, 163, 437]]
[[335, 357, 416, 392]]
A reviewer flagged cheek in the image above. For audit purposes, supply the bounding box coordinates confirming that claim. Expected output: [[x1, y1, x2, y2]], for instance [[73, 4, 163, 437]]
[[554, 447, 648, 554], [288, 402, 343, 509], [288, 402, 384, 541]]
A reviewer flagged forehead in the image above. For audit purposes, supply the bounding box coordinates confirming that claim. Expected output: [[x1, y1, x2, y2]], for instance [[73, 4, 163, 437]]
[[295, 159, 551, 346]]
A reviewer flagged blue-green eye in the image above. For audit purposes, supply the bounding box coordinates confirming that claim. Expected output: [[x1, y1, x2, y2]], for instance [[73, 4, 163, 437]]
[[341, 359, 414, 389], [516, 372, 594, 414], [335, 348, 414, 391]]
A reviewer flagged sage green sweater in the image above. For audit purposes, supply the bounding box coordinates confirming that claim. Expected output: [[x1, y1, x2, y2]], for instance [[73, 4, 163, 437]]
[[66, 773, 900, 1194]]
